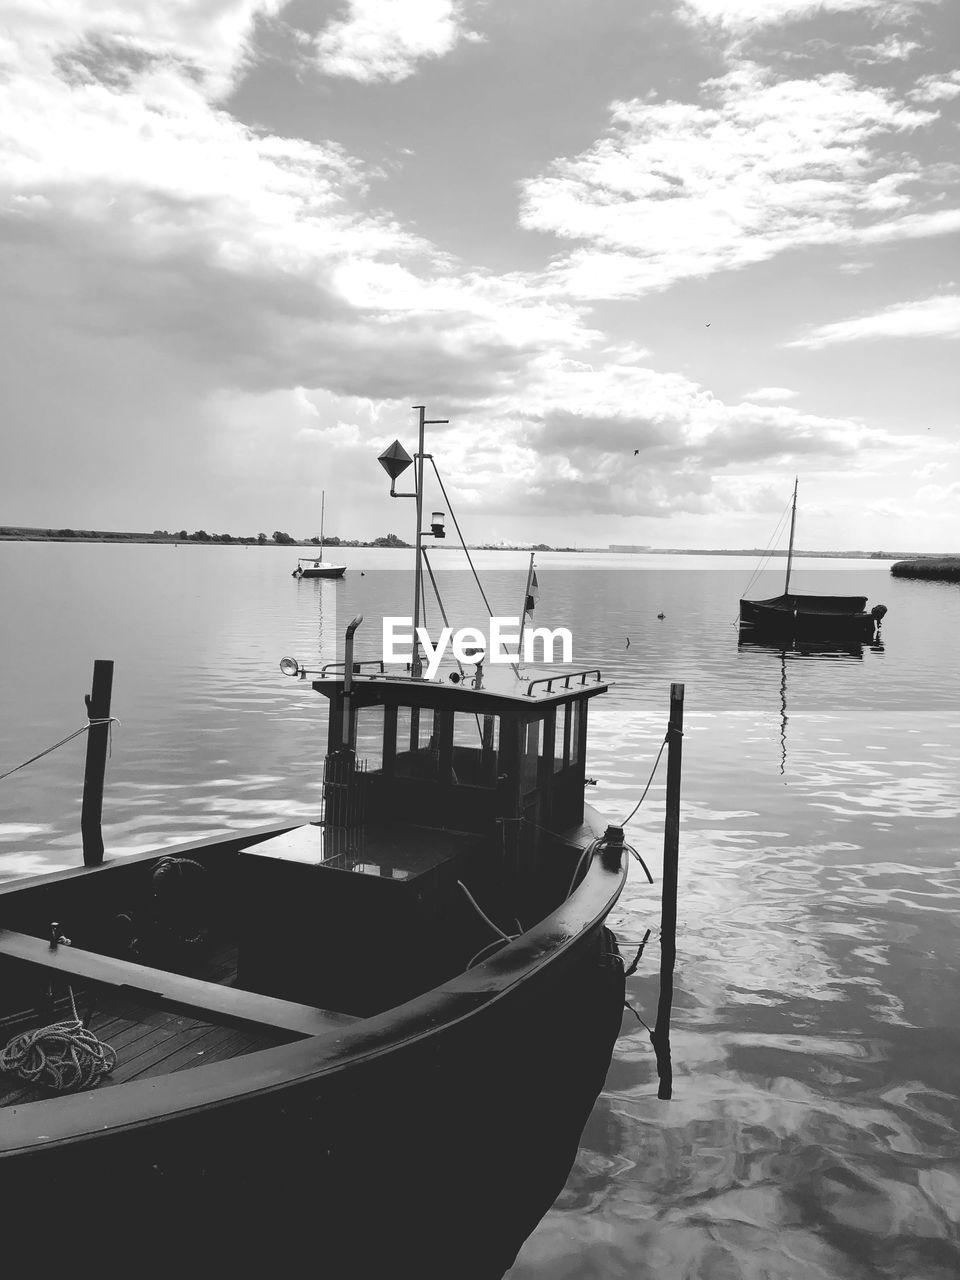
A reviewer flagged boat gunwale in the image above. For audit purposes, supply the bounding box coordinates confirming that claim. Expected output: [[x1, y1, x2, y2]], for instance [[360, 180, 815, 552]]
[[741, 593, 870, 617], [0, 822, 299, 899], [0, 843, 627, 1155]]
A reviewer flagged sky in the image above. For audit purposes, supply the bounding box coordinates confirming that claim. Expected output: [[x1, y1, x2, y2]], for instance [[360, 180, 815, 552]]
[[1, 0, 958, 552]]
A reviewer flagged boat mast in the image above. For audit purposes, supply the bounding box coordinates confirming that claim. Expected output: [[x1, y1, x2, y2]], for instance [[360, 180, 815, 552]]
[[411, 404, 448, 677], [320, 490, 325, 561], [783, 476, 798, 596]]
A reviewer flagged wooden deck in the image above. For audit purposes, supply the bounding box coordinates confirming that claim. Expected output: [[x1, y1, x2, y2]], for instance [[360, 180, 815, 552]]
[[0, 939, 308, 1109], [0, 982, 296, 1108]]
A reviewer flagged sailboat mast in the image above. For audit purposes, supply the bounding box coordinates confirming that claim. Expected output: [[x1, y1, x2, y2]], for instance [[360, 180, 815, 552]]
[[783, 477, 798, 596], [320, 490, 325, 560]]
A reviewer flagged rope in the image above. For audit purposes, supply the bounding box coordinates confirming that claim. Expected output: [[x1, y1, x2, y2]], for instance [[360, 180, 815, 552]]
[[514, 722, 668, 836], [0, 716, 121, 783], [620, 732, 669, 827], [0, 987, 117, 1092], [624, 928, 651, 976], [565, 837, 603, 898], [457, 880, 513, 942], [420, 548, 467, 683], [428, 457, 522, 677], [456, 880, 522, 968], [734, 492, 796, 627], [739, 492, 794, 601], [518, 817, 654, 886], [623, 999, 653, 1034]]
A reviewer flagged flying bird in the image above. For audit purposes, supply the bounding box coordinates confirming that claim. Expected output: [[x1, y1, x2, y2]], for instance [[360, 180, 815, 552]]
[[626, 637, 631, 648], [657, 612, 665, 620], [634, 449, 639, 455]]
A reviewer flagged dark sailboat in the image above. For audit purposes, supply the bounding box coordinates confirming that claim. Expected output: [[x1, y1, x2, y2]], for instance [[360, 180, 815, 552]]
[[739, 478, 886, 642]]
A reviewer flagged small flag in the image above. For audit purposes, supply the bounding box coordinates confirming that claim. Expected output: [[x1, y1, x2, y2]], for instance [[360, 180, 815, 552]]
[[525, 569, 539, 618]]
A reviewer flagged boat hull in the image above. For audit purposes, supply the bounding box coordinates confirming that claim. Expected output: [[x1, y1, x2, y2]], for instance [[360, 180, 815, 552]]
[[1, 835, 626, 1277], [295, 564, 345, 578], [739, 593, 879, 641]]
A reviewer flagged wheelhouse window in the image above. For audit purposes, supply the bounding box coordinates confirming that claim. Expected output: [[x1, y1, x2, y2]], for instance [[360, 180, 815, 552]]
[[354, 705, 384, 771], [554, 703, 568, 773], [521, 718, 542, 793], [452, 712, 499, 787], [395, 706, 438, 778], [570, 700, 585, 765]]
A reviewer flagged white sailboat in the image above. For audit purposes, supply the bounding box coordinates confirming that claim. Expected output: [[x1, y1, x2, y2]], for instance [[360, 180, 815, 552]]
[[293, 490, 346, 579]]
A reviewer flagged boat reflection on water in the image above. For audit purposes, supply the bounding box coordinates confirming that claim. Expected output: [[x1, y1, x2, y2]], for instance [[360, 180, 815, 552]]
[[737, 630, 885, 774]]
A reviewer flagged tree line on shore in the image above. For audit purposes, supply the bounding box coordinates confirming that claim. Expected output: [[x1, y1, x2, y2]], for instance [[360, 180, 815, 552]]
[[0, 527, 576, 551], [0, 526, 412, 548]]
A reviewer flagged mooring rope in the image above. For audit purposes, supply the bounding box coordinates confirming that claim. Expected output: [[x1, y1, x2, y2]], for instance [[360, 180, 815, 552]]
[[0, 716, 121, 783], [0, 987, 117, 1092], [457, 880, 513, 943], [619, 732, 669, 827]]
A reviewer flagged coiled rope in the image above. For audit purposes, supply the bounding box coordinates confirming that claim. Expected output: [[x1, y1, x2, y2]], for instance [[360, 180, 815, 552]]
[[0, 988, 117, 1092]]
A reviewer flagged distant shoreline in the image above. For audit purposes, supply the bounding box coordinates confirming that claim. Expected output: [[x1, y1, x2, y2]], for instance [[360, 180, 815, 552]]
[[0, 528, 928, 558]]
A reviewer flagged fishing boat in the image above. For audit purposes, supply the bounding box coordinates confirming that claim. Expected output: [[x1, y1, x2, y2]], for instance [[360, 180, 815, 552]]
[[739, 478, 887, 641], [0, 409, 648, 1275], [293, 489, 346, 578]]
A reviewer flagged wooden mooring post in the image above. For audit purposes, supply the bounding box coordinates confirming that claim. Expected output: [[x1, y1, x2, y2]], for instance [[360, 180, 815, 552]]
[[651, 681, 683, 1100], [81, 659, 114, 867]]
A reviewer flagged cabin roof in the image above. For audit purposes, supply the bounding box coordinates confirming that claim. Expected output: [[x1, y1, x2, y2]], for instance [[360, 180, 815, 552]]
[[311, 664, 608, 715]]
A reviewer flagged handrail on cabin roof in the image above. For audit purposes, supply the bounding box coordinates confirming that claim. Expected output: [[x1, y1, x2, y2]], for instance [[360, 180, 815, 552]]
[[311, 664, 606, 700], [525, 669, 603, 697]]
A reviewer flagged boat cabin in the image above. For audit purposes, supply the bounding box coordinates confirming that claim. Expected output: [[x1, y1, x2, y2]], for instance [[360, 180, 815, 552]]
[[313, 666, 608, 837], [234, 666, 609, 1014]]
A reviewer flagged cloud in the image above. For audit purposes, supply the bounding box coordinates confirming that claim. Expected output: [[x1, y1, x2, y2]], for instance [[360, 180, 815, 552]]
[[743, 386, 798, 401], [1, 2, 955, 547], [788, 295, 960, 347], [0, 0, 287, 97], [521, 66, 945, 298], [0, 11, 603, 415], [314, 0, 479, 83], [917, 480, 960, 504], [679, 0, 929, 30], [417, 353, 918, 519], [851, 35, 922, 63], [0, 6, 598, 529], [854, 208, 960, 242], [912, 460, 947, 478], [909, 72, 960, 104]]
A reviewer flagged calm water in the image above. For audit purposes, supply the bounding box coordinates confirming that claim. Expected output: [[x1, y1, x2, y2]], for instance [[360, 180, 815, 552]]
[[2, 542, 959, 1278]]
